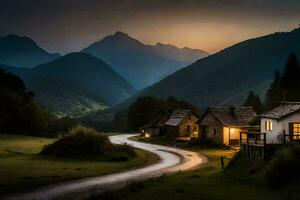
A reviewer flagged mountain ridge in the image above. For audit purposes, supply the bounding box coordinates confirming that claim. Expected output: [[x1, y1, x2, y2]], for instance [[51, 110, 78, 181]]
[[107, 28, 300, 112], [0, 64, 108, 117], [82, 31, 208, 89], [33, 52, 136, 105], [0, 34, 60, 68]]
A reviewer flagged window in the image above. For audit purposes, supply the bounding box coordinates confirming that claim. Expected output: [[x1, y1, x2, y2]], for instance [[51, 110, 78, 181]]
[[292, 123, 300, 140], [265, 121, 272, 131], [187, 125, 190, 133]]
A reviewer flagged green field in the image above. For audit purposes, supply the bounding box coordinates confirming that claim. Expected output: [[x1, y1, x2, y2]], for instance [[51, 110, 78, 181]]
[[96, 147, 280, 200], [0, 134, 158, 195]]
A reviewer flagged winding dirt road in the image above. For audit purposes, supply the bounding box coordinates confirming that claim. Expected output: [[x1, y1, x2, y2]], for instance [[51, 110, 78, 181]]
[[2, 134, 206, 200]]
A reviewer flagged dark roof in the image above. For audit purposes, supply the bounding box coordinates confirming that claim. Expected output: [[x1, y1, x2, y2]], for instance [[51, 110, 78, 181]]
[[261, 102, 300, 120], [164, 110, 196, 126], [204, 106, 256, 127], [140, 111, 170, 129]]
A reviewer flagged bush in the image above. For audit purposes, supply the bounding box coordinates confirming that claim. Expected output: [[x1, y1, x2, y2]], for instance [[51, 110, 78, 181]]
[[265, 145, 300, 187], [40, 126, 136, 160], [189, 137, 228, 148]]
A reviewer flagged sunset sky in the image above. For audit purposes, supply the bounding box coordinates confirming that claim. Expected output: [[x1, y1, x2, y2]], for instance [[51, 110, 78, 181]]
[[1, 0, 300, 54]]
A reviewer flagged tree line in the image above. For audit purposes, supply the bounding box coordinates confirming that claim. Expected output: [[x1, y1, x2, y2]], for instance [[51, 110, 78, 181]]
[[0, 68, 77, 137], [244, 53, 300, 114]]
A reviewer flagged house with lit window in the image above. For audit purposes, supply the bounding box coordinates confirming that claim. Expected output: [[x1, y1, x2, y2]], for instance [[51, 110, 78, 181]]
[[164, 110, 199, 139], [260, 102, 300, 143], [198, 106, 257, 146]]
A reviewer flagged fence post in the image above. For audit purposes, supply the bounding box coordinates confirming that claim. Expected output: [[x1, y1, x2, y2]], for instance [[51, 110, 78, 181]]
[[221, 156, 224, 169], [240, 132, 242, 146]]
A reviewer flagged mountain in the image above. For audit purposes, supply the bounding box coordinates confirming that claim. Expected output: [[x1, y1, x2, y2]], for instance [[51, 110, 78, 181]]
[[0, 64, 108, 118], [153, 43, 208, 62], [0, 34, 60, 68], [82, 31, 208, 89], [33, 52, 136, 105], [117, 28, 300, 110]]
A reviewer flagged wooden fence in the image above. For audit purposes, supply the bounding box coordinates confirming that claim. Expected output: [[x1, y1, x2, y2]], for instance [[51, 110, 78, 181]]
[[240, 132, 266, 161]]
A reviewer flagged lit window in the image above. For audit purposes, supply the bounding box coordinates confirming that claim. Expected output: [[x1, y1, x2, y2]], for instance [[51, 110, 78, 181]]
[[265, 121, 272, 131], [293, 123, 300, 140]]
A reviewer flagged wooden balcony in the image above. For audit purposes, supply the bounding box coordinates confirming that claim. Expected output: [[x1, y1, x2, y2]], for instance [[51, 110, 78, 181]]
[[240, 132, 266, 146], [240, 132, 266, 161]]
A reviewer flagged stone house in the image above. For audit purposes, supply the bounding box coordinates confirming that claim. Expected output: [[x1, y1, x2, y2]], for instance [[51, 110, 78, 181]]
[[164, 110, 199, 139], [198, 106, 257, 146]]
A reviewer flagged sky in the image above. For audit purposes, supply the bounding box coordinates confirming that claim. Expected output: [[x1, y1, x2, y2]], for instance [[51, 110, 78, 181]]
[[1, 0, 300, 54]]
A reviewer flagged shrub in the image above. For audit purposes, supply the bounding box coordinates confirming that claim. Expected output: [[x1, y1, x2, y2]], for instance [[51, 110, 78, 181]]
[[265, 145, 300, 187], [189, 137, 228, 148], [40, 126, 135, 160]]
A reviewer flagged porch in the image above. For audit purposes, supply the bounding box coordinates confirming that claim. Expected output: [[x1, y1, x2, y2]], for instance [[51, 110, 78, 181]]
[[240, 132, 266, 161]]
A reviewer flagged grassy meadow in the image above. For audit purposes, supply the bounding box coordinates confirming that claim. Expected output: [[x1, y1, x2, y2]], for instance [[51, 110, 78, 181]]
[[95, 146, 279, 200], [0, 134, 158, 195]]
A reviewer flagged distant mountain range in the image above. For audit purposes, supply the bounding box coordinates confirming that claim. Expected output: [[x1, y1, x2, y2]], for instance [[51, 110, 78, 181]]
[[114, 28, 300, 111], [34, 52, 136, 105], [0, 35, 60, 68], [0, 64, 108, 117], [0, 32, 208, 117], [82, 31, 208, 89], [1, 53, 137, 117]]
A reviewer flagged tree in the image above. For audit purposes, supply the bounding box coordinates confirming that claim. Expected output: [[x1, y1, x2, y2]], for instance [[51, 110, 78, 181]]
[[126, 96, 199, 131], [0, 68, 77, 136], [264, 53, 300, 111], [243, 91, 264, 114], [281, 53, 300, 101], [127, 96, 163, 131], [264, 70, 283, 111]]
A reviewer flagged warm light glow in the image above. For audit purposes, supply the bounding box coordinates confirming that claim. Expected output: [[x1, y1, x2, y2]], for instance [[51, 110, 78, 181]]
[[145, 132, 150, 138], [293, 123, 300, 139], [265, 121, 272, 131], [230, 128, 235, 134]]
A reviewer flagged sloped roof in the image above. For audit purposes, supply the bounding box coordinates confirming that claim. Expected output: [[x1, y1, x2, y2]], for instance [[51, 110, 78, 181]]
[[140, 111, 170, 129], [261, 102, 300, 120], [206, 106, 256, 127], [164, 110, 193, 126]]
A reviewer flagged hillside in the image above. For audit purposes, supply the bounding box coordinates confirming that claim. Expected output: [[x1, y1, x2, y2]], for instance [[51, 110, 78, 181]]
[[0, 35, 60, 68], [82, 31, 208, 89], [122, 28, 300, 109], [33, 52, 136, 105], [1, 65, 108, 117]]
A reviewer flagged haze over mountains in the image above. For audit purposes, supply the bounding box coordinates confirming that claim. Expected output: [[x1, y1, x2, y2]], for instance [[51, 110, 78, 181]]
[[1, 52, 137, 117], [34, 52, 136, 105], [82, 31, 208, 89], [125, 28, 300, 110], [0, 35, 60, 68], [4, 28, 300, 119], [0, 64, 108, 117], [0, 31, 207, 117]]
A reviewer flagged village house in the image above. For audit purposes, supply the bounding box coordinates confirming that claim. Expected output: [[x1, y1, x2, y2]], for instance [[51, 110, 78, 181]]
[[164, 110, 199, 139], [240, 102, 300, 161], [140, 111, 170, 138], [198, 106, 257, 146], [260, 102, 300, 143]]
